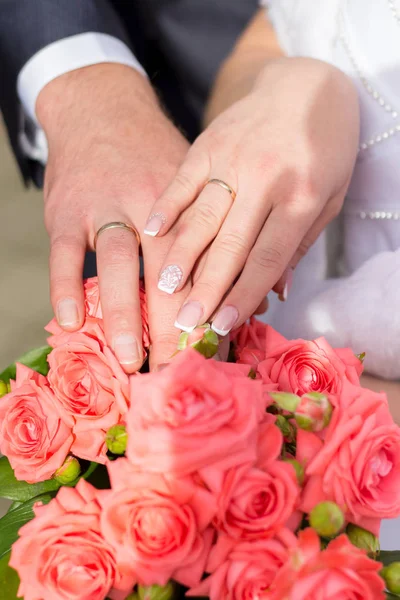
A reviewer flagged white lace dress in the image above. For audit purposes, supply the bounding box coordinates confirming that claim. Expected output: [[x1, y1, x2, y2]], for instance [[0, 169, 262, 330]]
[[261, 0, 400, 550]]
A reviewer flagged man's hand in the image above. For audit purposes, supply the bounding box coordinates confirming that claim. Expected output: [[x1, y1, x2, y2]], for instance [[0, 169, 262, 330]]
[[37, 63, 190, 372]]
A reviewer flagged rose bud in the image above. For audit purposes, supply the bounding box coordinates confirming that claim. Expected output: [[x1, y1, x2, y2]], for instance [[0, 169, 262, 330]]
[[138, 582, 175, 600], [275, 414, 297, 442], [283, 457, 305, 485], [346, 524, 380, 558], [269, 391, 300, 413], [381, 562, 400, 594], [54, 455, 81, 485], [177, 324, 219, 359], [309, 501, 345, 538], [0, 379, 8, 398], [106, 424, 128, 455], [294, 392, 333, 432]]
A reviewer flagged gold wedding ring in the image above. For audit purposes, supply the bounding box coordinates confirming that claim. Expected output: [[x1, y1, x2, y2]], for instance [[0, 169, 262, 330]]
[[205, 178, 236, 201], [94, 221, 141, 250]]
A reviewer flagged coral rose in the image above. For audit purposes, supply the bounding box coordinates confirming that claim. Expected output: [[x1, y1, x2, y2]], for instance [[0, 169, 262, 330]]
[[100, 458, 216, 588], [10, 479, 133, 600], [83, 277, 150, 350], [301, 381, 400, 535], [46, 317, 130, 462], [232, 317, 268, 367], [0, 364, 73, 482], [188, 531, 295, 600], [127, 350, 265, 476], [257, 326, 362, 395], [269, 529, 385, 599], [202, 415, 300, 544]]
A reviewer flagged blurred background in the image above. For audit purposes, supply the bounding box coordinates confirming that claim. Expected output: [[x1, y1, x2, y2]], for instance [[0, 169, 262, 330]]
[[0, 121, 52, 516]]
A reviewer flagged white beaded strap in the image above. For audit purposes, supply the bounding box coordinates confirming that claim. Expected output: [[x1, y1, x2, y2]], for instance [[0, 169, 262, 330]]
[[338, 8, 400, 152], [349, 211, 400, 220]]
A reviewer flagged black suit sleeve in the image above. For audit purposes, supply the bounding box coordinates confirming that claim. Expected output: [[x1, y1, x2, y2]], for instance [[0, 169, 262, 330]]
[[0, 0, 133, 184]]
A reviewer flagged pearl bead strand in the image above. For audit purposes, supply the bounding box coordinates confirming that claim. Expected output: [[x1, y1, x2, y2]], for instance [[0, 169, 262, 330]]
[[338, 9, 400, 152]]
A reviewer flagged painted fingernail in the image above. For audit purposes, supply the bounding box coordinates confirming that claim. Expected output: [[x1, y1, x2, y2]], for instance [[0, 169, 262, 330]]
[[57, 298, 79, 327], [279, 269, 294, 302], [144, 213, 166, 237], [174, 301, 204, 332], [113, 334, 140, 365], [158, 265, 183, 294], [211, 305, 239, 336]]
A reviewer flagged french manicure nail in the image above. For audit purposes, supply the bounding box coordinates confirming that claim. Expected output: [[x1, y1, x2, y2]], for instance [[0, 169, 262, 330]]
[[113, 334, 140, 365], [211, 305, 239, 336], [57, 298, 79, 327], [158, 265, 183, 294], [174, 301, 204, 332], [144, 213, 166, 237], [279, 269, 294, 302]]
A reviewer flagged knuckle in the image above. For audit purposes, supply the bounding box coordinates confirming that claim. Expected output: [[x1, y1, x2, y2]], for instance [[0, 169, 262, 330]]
[[193, 201, 221, 230], [174, 171, 196, 197], [250, 242, 285, 273], [214, 231, 250, 258], [152, 331, 179, 350], [98, 234, 139, 263], [297, 238, 312, 259]]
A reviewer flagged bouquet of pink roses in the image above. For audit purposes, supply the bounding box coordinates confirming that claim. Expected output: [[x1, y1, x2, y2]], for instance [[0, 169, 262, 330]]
[[1, 277, 400, 600]]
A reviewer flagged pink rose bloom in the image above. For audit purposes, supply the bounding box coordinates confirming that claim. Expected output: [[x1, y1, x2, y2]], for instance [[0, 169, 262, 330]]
[[100, 458, 216, 588], [202, 415, 300, 544], [257, 327, 362, 395], [269, 529, 385, 599], [188, 530, 295, 600], [127, 350, 265, 476], [83, 276, 150, 350], [301, 381, 400, 534], [10, 479, 133, 600], [46, 318, 130, 462], [0, 364, 73, 482], [232, 317, 268, 367]]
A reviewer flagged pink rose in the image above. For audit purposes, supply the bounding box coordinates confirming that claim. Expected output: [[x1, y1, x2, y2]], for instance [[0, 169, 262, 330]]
[[100, 458, 216, 588], [188, 531, 295, 600], [202, 415, 300, 543], [84, 276, 150, 351], [232, 317, 267, 367], [126, 350, 265, 476], [258, 327, 362, 395], [301, 381, 400, 534], [269, 529, 385, 599], [46, 318, 130, 463], [0, 364, 73, 482], [10, 479, 133, 600]]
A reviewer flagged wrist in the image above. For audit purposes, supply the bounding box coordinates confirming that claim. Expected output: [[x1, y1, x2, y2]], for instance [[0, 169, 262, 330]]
[[36, 63, 160, 138]]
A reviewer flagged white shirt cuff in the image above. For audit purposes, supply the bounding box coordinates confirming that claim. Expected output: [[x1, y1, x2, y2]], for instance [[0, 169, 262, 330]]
[[17, 32, 147, 124]]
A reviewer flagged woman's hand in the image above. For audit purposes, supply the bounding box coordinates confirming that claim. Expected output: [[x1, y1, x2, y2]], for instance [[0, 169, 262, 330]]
[[144, 57, 360, 335], [38, 64, 191, 372]]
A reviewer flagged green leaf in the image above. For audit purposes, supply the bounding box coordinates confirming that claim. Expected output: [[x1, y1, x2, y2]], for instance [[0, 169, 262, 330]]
[[0, 493, 53, 559], [0, 552, 20, 600], [0, 456, 60, 502], [386, 593, 400, 599], [0, 456, 99, 503], [0, 345, 52, 383]]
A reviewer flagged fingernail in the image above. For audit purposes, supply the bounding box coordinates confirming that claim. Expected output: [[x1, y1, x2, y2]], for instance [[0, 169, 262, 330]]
[[174, 301, 204, 332], [57, 298, 79, 327], [279, 269, 294, 302], [144, 213, 166, 237], [211, 305, 239, 336], [158, 265, 183, 294], [113, 334, 140, 365]]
